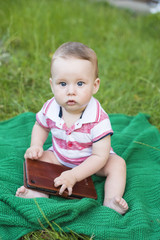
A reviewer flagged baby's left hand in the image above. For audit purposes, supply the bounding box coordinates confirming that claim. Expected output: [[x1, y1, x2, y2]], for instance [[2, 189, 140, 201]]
[[54, 170, 77, 196]]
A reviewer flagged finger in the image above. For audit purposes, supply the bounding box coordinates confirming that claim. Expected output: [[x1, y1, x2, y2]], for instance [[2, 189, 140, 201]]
[[59, 184, 67, 195], [37, 148, 43, 158], [28, 152, 33, 159], [54, 177, 58, 184], [24, 151, 30, 159], [54, 179, 61, 187], [68, 187, 72, 196], [32, 151, 38, 159]]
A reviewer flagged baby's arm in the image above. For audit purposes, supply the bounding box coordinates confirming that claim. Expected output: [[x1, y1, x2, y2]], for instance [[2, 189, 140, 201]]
[[24, 122, 49, 159], [72, 135, 111, 181], [54, 135, 111, 195]]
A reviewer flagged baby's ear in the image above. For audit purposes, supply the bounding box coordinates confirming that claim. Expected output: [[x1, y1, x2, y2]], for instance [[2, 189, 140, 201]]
[[93, 78, 100, 94], [49, 78, 54, 94]]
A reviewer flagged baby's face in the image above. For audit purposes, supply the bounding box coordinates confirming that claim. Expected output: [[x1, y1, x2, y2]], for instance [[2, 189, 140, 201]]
[[50, 57, 100, 115]]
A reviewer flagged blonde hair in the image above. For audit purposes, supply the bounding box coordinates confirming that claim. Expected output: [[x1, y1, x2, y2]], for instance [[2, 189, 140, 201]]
[[51, 42, 98, 79]]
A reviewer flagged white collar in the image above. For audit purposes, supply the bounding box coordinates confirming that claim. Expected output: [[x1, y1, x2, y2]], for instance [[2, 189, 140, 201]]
[[44, 97, 101, 129], [80, 97, 101, 124]]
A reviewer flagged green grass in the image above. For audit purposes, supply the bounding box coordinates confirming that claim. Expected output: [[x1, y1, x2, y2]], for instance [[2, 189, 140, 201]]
[[0, 0, 160, 238], [1, 0, 160, 130]]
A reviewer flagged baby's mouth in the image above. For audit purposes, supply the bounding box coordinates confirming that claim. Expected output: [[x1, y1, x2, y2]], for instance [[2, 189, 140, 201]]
[[67, 100, 76, 106]]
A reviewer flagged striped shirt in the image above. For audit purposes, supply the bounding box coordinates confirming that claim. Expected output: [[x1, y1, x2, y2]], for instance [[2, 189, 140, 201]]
[[36, 97, 113, 168]]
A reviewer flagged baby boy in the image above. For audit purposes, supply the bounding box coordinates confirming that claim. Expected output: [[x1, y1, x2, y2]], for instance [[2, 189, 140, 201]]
[[16, 42, 128, 215]]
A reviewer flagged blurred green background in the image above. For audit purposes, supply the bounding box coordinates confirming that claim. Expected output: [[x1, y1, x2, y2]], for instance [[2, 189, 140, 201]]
[[0, 0, 160, 129]]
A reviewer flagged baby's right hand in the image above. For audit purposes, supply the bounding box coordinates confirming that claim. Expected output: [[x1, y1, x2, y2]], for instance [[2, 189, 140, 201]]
[[24, 145, 43, 160]]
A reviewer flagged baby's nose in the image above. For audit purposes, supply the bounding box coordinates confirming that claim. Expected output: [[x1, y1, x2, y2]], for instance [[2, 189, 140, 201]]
[[67, 84, 76, 95]]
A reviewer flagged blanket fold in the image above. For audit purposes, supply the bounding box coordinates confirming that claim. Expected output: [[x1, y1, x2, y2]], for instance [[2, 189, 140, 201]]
[[0, 112, 160, 240]]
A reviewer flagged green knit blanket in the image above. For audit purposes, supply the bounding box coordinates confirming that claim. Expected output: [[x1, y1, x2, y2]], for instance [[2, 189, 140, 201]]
[[0, 113, 160, 240]]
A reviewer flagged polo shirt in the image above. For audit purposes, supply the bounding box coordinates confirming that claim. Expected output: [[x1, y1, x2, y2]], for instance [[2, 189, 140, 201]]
[[36, 97, 114, 168]]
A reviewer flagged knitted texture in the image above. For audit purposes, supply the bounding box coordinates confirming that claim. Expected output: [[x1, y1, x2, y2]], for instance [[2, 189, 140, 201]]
[[0, 112, 160, 240]]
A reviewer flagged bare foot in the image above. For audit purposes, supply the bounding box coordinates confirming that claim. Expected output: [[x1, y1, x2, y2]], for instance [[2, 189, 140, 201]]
[[103, 196, 128, 215], [16, 186, 49, 199]]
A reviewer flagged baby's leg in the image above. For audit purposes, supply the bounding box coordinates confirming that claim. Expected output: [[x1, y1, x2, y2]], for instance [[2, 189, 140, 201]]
[[97, 154, 128, 214], [16, 151, 61, 198]]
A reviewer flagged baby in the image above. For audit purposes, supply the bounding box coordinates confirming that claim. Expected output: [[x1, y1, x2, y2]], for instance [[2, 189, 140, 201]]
[[16, 42, 128, 214]]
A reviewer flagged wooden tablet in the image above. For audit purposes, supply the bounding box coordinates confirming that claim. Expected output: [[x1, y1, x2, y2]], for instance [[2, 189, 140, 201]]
[[24, 158, 97, 200]]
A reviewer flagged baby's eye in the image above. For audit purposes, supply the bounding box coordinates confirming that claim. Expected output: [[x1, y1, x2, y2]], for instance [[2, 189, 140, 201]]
[[77, 81, 84, 86], [60, 82, 66, 87]]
